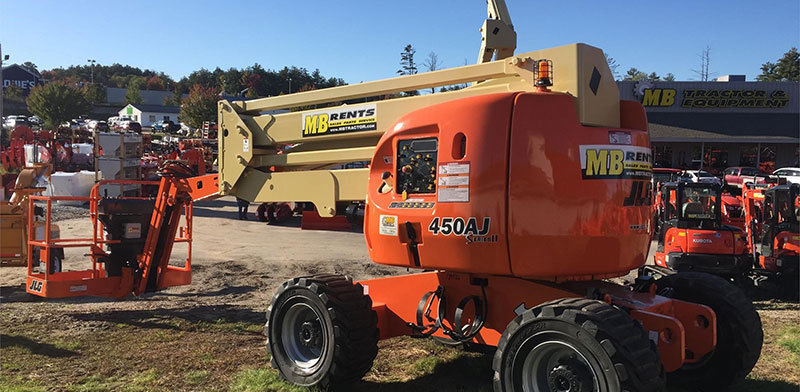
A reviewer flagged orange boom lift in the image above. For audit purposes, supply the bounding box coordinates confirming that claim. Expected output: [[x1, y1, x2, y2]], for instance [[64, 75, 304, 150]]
[[25, 164, 218, 298], [22, 1, 763, 391]]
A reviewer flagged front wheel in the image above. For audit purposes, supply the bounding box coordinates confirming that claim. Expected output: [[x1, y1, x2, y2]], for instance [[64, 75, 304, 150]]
[[492, 298, 666, 392], [656, 271, 763, 391], [266, 274, 378, 389]]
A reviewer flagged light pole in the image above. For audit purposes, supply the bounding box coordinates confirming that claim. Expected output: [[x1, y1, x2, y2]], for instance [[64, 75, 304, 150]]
[[288, 78, 292, 94], [87, 59, 96, 84], [1, 43, 9, 122]]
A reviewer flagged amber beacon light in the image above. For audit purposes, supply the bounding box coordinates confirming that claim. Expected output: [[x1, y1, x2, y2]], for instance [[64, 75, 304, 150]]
[[535, 59, 553, 90]]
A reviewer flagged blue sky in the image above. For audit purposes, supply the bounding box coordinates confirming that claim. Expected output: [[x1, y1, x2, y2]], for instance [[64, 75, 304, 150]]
[[1, 0, 798, 83]]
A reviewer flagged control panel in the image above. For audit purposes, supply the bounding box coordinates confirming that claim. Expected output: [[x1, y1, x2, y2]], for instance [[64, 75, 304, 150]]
[[396, 138, 438, 194]]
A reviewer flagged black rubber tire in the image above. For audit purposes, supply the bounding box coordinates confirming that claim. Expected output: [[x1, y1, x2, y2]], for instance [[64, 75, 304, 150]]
[[492, 298, 666, 392], [656, 271, 763, 390], [266, 274, 378, 389]]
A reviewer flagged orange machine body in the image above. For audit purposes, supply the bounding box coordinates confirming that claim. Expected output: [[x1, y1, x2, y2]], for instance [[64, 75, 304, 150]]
[[357, 91, 718, 372], [721, 193, 745, 230], [653, 182, 751, 276], [25, 173, 219, 298], [365, 92, 653, 281], [752, 183, 799, 273]]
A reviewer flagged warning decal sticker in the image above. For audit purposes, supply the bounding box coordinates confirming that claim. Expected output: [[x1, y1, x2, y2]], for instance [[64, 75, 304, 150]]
[[437, 162, 470, 203], [379, 215, 398, 236], [579, 145, 652, 180], [302, 104, 377, 137]]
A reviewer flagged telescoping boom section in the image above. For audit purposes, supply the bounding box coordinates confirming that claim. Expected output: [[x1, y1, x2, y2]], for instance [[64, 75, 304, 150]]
[[217, 43, 620, 216]]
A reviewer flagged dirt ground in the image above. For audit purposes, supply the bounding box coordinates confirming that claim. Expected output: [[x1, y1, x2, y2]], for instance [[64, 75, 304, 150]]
[[1, 197, 798, 391]]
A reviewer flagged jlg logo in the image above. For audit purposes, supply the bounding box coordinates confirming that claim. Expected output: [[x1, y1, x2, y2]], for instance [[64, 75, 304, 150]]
[[28, 279, 43, 293], [642, 89, 676, 107], [623, 181, 652, 206]]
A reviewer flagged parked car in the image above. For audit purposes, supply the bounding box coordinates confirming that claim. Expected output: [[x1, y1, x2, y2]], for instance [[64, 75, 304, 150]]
[[771, 167, 800, 184], [153, 120, 180, 133], [3, 115, 30, 130], [108, 115, 132, 127], [680, 170, 722, 186], [723, 166, 766, 188], [28, 116, 43, 127], [60, 120, 83, 131], [179, 122, 194, 136], [89, 121, 110, 132], [121, 121, 142, 133]]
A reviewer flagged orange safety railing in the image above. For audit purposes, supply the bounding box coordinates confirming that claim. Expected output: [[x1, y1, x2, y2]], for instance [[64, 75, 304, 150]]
[[26, 179, 193, 297]]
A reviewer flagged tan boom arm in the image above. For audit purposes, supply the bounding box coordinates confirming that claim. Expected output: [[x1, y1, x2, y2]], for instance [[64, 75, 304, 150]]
[[218, 44, 619, 216], [478, 0, 517, 63]]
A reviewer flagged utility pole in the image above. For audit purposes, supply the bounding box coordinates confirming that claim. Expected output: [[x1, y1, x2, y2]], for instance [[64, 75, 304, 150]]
[[0, 43, 8, 121], [87, 59, 96, 84]]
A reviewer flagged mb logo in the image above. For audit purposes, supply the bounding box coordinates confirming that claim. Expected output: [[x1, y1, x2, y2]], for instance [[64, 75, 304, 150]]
[[641, 88, 676, 107]]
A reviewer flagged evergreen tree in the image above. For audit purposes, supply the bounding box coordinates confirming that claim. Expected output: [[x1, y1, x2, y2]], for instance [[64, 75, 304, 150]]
[[397, 44, 419, 96], [125, 78, 143, 105], [757, 48, 800, 81]]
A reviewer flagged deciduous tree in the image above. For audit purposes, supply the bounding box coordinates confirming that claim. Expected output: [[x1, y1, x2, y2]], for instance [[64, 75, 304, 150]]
[[605, 54, 620, 80], [82, 83, 106, 104], [422, 51, 443, 93], [26, 83, 89, 129], [179, 84, 219, 128]]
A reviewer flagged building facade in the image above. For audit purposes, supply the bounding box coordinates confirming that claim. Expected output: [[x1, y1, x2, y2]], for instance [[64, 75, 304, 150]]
[[1, 64, 42, 93], [118, 104, 180, 127], [618, 79, 799, 173]]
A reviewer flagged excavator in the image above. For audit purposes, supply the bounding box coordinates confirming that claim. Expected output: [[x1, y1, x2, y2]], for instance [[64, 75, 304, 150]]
[[23, 1, 762, 391], [743, 181, 799, 298]]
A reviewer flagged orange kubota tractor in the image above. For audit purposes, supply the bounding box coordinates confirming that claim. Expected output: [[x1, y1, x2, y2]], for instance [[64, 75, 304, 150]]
[[22, 1, 763, 391], [743, 182, 800, 298], [652, 182, 752, 277]]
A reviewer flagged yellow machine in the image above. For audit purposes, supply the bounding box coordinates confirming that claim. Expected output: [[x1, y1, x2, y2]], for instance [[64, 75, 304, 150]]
[[1, 164, 59, 267]]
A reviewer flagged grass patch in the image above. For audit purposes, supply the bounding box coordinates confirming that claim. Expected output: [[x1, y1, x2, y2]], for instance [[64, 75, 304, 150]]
[[185, 370, 210, 385], [197, 352, 216, 363], [412, 356, 441, 375], [0, 375, 46, 392], [53, 339, 82, 351], [130, 368, 160, 388], [777, 326, 800, 366], [63, 371, 163, 392], [230, 368, 312, 392], [195, 318, 263, 334]]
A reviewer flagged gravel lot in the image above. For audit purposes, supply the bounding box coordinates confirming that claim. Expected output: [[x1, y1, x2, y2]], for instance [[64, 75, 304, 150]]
[[0, 197, 797, 391]]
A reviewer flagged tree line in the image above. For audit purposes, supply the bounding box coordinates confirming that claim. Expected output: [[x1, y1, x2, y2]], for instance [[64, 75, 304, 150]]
[[34, 62, 346, 97], [604, 47, 798, 82], [12, 46, 799, 131]]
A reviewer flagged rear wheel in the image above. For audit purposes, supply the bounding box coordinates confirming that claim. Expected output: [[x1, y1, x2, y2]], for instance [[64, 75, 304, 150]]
[[266, 274, 378, 389], [493, 298, 665, 392], [656, 271, 762, 391]]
